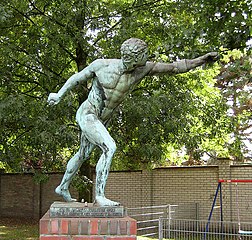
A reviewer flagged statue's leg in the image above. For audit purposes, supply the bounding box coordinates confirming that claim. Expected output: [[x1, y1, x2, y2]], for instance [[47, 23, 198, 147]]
[[80, 114, 119, 206], [55, 134, 94, 202]]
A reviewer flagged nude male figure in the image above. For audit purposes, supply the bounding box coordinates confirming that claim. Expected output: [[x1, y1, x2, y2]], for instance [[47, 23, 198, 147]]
[[48, 38, 217, 206]]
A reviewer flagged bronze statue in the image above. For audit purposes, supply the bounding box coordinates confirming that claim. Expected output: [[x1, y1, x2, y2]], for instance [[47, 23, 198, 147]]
[[48, 38, 217, 206]]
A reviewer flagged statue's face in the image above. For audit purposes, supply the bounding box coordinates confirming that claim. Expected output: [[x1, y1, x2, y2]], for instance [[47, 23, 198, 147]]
[[122, 49, 148, 71]]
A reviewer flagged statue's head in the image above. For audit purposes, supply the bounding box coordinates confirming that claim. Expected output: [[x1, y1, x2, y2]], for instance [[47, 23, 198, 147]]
[[121, 38, 148, 71]]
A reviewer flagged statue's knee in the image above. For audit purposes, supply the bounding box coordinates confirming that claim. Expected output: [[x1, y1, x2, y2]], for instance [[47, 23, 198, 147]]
[[112, 142, 117, 153], [84, 114, 96, 123], [108, 141, 116, 156]]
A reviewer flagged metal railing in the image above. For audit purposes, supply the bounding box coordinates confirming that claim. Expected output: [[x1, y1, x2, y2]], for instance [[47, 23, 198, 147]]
[[159, 218, 252, 240], [127, 204, 198, 238], [128, 205, 169, 237]]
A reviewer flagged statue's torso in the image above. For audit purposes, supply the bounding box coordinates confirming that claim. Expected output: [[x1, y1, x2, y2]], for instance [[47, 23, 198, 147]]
[[76, 59, 153, 122], [88, 60, 139, 121]]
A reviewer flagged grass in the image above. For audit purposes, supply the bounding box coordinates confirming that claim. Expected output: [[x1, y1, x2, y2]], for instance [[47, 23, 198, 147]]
[[0, 218, 39, 240]]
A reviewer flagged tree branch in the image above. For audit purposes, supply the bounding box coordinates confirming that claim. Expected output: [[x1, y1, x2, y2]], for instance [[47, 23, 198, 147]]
[[9, 5, 36, 25], [93, 20, 122, 46], [13, 78, 45, 89], [92, 0, 166, 46], [11, 127, 34, 145]]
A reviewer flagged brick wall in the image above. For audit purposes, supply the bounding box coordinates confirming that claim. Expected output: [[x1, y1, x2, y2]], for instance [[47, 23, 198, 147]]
[[0, 160, 252, 222], [105, 161, 252, 222], [0, 173, 78, 219], [105, 166, 219, 220], [0, 174, 36, 218], [226, 165, 252, 222]]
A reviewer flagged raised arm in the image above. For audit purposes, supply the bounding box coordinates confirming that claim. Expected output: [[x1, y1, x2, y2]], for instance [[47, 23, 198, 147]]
[[148, 52, 218, 76], [48, 61, 96, 105]]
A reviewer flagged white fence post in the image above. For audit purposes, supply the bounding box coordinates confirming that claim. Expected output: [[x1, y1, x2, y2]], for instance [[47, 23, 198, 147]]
[[159, 217, 163, 240]]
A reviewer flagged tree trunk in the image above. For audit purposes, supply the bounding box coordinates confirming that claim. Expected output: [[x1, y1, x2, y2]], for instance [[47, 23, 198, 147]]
[[75, 43, 94, 202]]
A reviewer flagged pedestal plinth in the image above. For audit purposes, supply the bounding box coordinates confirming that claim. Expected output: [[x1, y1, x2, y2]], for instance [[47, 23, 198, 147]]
[[40, 202, 137, 240]]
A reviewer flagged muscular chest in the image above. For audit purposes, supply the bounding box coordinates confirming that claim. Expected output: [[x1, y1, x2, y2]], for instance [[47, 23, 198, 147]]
[[96, 69, 136, 94]]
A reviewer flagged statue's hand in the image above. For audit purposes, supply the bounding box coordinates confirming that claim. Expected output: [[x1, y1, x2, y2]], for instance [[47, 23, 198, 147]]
[[48, 93, 61, 105], [203, 52, 219, 63]]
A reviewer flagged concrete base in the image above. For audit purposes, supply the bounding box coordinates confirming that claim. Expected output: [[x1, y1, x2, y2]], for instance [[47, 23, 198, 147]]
[[40, 210, 137, 240]]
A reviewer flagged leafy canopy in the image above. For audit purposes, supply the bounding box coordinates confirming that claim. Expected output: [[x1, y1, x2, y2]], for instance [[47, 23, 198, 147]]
[[0, 0, 251, 172]]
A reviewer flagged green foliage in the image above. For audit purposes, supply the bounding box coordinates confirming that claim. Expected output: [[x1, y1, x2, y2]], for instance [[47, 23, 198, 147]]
[[0, 92, 78, 171], [110, 63, 231, 168], [71, 174, 93, 197], [217, 50, 252, 161], [0, 0, 251, 172], [33, 171, 49, 184]]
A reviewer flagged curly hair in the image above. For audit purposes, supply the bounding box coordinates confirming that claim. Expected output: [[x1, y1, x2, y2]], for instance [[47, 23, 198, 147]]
[[120, 38, 148, 58]]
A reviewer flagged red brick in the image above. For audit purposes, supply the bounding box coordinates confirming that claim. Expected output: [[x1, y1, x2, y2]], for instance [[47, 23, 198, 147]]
[[40, 212, 137, 240], [40, 219, 50, 234], [119, 220, 127, 235], [72, 237, 104, 240], [50, 219, 60, 234], [129, 220, 137, 235], [109, 220, 118, 235], [100, 219, 109, 235], [106, 237, 136, 240], [79, 219, 90, 235], [90, 219, 99, 235], [40, 236, 71, 240], [60, 219, 69, 234], [70, 219, 80, 235]]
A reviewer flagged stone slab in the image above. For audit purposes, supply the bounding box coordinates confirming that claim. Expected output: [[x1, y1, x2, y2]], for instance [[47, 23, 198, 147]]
[[49, 202, 126, 218]]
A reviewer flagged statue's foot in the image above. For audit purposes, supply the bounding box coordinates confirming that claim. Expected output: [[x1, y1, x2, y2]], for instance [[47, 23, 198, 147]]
[[55, 186, 77, 202], [95, 196, 120, 206]]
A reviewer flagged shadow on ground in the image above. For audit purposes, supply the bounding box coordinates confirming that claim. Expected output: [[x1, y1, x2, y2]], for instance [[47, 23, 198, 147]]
[[0, 218, 39, 240]]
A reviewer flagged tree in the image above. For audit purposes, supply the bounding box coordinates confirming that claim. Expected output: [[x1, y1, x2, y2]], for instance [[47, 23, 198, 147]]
[[0, 0, 251, 174], [109, 63, 231, 168], [216, 50, 252, 161]]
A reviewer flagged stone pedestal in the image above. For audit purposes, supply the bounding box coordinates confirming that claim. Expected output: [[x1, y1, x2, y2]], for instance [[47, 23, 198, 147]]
[[40, 202, 137, 240]]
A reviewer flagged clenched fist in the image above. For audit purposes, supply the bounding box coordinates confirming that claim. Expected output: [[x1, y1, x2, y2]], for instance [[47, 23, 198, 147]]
[[203, 52, 219, 63], [47, 93, 61, 105]]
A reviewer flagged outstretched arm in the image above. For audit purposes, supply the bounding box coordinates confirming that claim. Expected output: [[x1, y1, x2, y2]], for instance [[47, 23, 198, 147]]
[[48, 61, 96, 105], [148, 52, 218, 76]]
